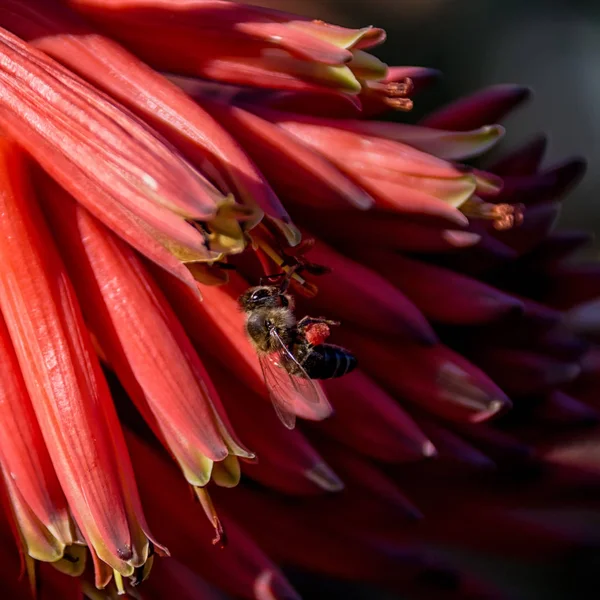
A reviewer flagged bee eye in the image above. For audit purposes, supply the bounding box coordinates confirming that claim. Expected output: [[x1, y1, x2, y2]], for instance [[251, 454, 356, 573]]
[[251, 289, 270, 301]]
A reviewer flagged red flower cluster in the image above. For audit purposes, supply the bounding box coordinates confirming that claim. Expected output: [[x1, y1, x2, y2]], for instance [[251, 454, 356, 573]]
[[0, 1, 595, 599]]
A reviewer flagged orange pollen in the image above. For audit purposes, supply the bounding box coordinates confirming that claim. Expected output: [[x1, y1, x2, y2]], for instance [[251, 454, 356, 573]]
[[370, 78, 414, 111], [387, 78, 414, 97], [304, 322, 331, 345], [384, 97, 414, 111], [461, 198, 525, 230]]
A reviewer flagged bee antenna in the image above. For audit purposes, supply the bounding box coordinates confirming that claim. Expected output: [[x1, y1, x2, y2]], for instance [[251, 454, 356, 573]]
[[279, 264, 300, 293]]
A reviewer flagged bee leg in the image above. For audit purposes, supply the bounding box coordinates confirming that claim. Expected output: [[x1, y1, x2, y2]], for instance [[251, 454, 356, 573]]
[[297, 316, 340, 330]]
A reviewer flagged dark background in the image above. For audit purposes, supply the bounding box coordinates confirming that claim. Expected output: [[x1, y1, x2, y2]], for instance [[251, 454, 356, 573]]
[[248, 1, 599, 598]]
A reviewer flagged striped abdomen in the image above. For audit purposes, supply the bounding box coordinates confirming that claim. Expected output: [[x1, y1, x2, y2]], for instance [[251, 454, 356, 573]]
[[302, 344, 357, 379]]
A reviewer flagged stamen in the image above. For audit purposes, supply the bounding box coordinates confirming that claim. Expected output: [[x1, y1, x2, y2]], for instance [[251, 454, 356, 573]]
[[24, 554, 37, 599], [383, 96, 414, 111], [368, 78, 414, 111], [254, 236, 309, 286], [460, 197, 525, 230], [113, 570, 126, 595], [387, 78, 414, 96], [194, 487, 227, 548]]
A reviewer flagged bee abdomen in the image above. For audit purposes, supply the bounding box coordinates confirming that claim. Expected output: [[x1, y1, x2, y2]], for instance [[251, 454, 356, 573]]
[[303, 344, 357, 379]]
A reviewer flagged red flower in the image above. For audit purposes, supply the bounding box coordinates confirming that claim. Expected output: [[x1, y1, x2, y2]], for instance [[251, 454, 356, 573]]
[[0, 0, 594, 598]]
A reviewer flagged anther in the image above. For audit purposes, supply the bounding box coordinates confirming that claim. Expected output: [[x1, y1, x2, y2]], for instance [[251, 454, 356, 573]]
[[371, 78, 414, 111], [460, 197, 525, 230]]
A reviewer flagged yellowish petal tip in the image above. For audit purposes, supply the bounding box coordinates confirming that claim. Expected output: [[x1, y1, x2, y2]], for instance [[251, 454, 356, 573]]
[[212, 455, 241, 488], [305, 462, 344, 492]]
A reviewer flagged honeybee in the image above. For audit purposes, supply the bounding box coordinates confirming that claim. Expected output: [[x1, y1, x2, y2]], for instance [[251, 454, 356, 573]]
[[238, 273, 357, 429]]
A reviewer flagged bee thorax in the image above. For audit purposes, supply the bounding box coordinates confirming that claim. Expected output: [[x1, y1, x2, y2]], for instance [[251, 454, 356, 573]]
[[245, 307, 295, 353]]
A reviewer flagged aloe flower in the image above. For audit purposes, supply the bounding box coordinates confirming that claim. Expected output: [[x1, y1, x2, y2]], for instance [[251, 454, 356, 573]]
[[0, 0, 595, 599]]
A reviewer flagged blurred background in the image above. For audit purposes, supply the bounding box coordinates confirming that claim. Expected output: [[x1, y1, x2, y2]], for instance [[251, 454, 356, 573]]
[[248, 1, 599, 598]]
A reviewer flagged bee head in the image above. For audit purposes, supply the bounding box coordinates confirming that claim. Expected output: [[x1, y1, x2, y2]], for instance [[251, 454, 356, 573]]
[[238, 286, 292, 312]]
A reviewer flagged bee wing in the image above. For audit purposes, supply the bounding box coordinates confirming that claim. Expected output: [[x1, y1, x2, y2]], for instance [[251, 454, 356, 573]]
[[258, 353, 297, 430], [259, 328, 329, 429]]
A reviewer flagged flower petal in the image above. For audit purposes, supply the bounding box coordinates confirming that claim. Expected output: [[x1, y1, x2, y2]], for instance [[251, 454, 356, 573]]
[[126, 431, 300, 600], [319, 370, 435, 462], [203, 99, 374, 210], [66, 0, 370, 93], [324, 122, 505, 161], [294, 208, 477, 254], [355, 249, 524, 325], [154, 269, 333, 423], [295, 239, 437, 343], [335, 332, 511, 424], [206, 357, 343, 495], [1, 0, 296, 241], [0, 138, 159, 582], [0, 317, 75, 556], [489, 135, 548, 176], [40, 177, 252, 490], [475, 349, 582, 395], [420, 84, 532, 130]]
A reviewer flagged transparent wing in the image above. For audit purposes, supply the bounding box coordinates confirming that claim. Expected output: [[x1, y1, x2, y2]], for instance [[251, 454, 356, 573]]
[[258, 328, 327, 429], [258, 353, 297, 430]]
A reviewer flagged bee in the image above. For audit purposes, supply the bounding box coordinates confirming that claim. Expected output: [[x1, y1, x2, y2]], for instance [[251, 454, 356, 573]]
[[238, 273, 357, 429]]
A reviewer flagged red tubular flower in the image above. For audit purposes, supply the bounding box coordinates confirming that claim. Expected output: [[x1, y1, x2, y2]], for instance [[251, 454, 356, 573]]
[[193, 97, 377, 211], [292, 238, 437, 342], [0, 519, 83, 600], [317, 370, 436, 463], [332, 332, 511, 423], [211, 483, 503, 600], [0, 138, 162, 587], [154, 269, 333, 423], [126, 432, 301, 600], [66, 0, 386, 94], [352, 249, 525, 325], [140, 559, 230, 600], [0, 1, 597, 599], [198, 97, 482, 225], [205, 357, 343, 495], [419, 84, 532, 129], [0, 316, 78, 567], [0, 22, 254, 292], [38, 174, 252, 495], [0, 0, 296, 245]]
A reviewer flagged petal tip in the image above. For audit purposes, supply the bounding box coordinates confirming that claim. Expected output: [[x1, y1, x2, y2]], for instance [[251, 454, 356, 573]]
[[305, 462, 345, 492]]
